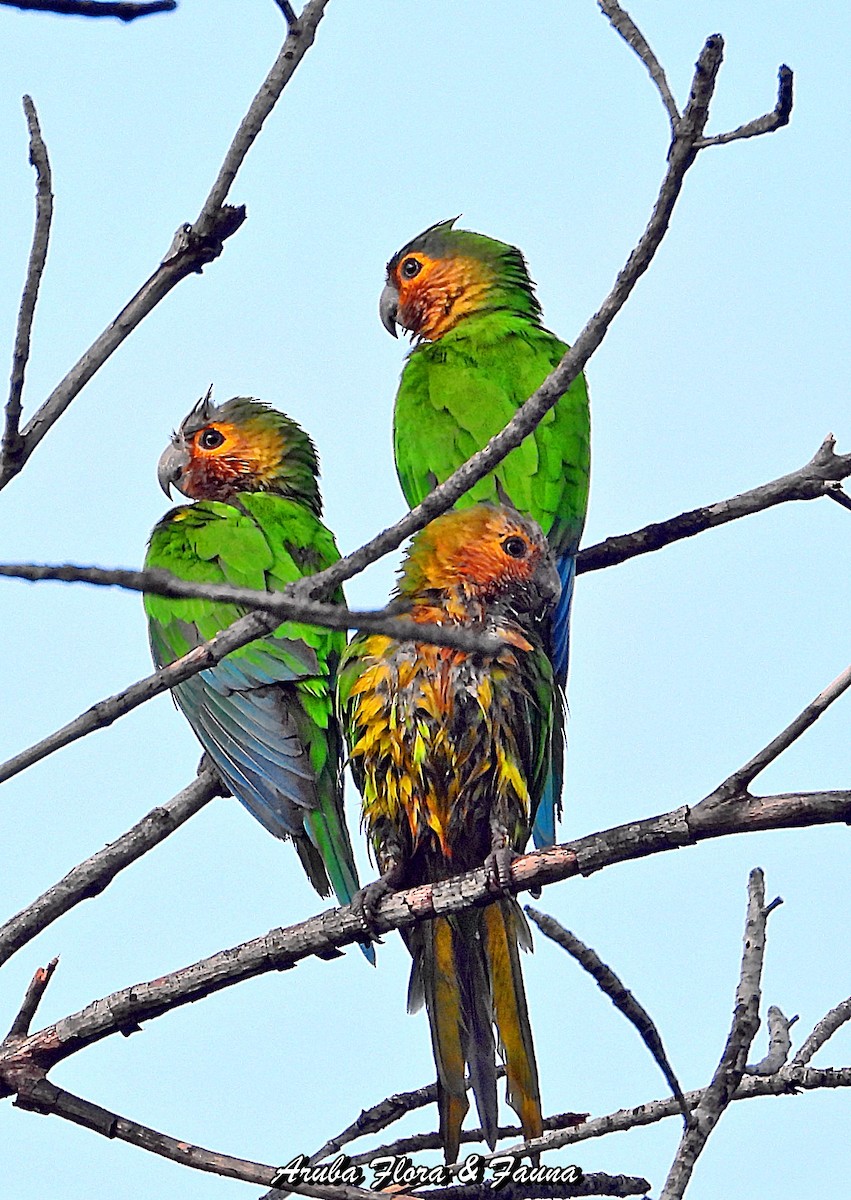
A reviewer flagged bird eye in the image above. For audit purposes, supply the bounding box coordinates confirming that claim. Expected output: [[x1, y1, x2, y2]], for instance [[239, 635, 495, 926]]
[[400, 257, 422, 280], [198, 427, 225, 450], [502, 536, 528, 559]]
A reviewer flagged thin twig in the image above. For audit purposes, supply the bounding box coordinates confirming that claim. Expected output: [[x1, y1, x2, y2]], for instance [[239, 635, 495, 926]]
[[273, 0, 298, 27], [3, 96, 53, 474], [0, 610, 276, 784], [491, 1066, 851, 1156], [345, 1107, 587, 1169], [273, 33, 776, 606], [0, 0, 175, 16], [697, 64, 793, 148], [699, 662, 851, 805], [658, 869, 775, 1200], [792, 996, 851, 1068], [525, 908, 690, 1124], [2, 791, 849, 1090], [576, 434, 851, 575], [4, 959, 58, 1040], [0, 563, 504, 655], [0, 0, 331, 490], [746, 1006, 798, 1075], [597, 0, 679, 128], [0, 767, 224, 968]]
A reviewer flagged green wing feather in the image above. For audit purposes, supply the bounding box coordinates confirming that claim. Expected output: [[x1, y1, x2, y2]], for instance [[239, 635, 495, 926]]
[[145, 493, 362, 908]]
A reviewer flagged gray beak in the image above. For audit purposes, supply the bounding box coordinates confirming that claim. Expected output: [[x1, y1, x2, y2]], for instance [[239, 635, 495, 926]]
[[537, 557, 562, 614], [157, 442, 190, 498], [379, 281, 400, 337]]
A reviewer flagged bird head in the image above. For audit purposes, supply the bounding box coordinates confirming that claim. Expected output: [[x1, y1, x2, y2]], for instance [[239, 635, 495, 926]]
[[380, 218, 542, 343], [399, 504, 560, 620], [157, 389, 323, 514]]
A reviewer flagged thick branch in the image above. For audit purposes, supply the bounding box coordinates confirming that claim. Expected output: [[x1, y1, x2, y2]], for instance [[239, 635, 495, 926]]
[[13, 1077, 377, 1199], [576, 435, 851, 575], [0, 0, 174, 15], [3, 96, 53, 474], [1, 788, 848, 1091], [0, 0, 331, 490], [0, 767, 223, 967]]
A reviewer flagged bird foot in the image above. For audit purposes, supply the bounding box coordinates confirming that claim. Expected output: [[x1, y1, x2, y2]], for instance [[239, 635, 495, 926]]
[[484, 844, 518, 893], [352, 863, 405, 936]]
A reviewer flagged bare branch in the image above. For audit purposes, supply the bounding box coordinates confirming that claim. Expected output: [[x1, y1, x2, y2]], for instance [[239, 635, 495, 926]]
[[3, 96, 53, 474], [276, 33, 793, 606], [4, 959, 58, 1040], [792, 996, 851, 1068], [697, 63, 793, 148], [0, 0, 175, 16], [597, 0, 680, 128], [0, 0, 331, 490], [273, 0, 298, 27], [525, 908, 690, 1124], [0, 766, 223, 968], [746, 1006, 798, 1075], [699, 662, 851, 805], [658, 869, 774, 1200], [1, 790, 849, 1091], [0, 563, 504, 654], [0, 610, 276, 784], [577, 434, 851, 576], [498, 1067, 851, 1155], [14, 1078, 377, 1199]]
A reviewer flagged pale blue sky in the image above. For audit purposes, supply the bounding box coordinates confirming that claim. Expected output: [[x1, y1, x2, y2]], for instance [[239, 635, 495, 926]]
[[0, 2, 849, 1197]]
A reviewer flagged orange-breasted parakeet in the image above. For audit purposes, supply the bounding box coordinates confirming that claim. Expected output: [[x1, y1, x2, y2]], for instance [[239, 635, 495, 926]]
[[339, 503, 559, 1160], [380, 219, 590, 847], [144, 393, 366, 920]]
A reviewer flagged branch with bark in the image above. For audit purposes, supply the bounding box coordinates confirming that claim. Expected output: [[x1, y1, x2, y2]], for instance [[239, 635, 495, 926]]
[[0, 0, 331, 490], [0, 0, 175, 17]]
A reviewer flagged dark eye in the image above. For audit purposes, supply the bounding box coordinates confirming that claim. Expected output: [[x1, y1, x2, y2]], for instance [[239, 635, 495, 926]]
[[198, 427, 225, 450], [400, 257, 422, 280], [502, 536, 528, 559]]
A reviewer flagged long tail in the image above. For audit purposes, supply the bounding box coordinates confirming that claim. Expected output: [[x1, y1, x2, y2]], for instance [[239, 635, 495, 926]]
[[532, 550, 574, 848], [407, 900, 542, 1162]]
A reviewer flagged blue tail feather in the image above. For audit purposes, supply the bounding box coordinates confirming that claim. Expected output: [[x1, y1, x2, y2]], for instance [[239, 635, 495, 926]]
[[532, 552, 574, 849]]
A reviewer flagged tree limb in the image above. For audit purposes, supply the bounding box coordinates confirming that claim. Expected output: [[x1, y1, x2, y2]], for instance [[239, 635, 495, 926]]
[[0, 563, 504, 654], [2, 96, 52, 475], [0, 766, 224, 968], [658, 869, 774, 1199], [0, 0, 332, 490], [576, 434, 851, 575], [525, 909, 690, 1124], [598, 0, 679, 129], [1, 788, 848, 1093]]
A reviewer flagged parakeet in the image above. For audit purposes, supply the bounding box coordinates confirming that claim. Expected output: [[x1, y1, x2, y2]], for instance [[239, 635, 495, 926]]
[[144, 392, 366, 916], [339, 504, 560, 1161], [380, 219, 591, 847]]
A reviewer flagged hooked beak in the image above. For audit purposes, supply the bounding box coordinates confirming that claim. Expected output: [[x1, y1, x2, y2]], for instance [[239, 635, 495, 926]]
[[536, 556, 562, 614], [379, 281, 400, 338], [157, 441, 190, 498]]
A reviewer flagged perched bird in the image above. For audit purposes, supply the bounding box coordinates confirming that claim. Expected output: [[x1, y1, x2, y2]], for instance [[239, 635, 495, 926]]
[[380, 219, 591, 846], [145, 392, 365, 915], [339, 504, 560, 1161]]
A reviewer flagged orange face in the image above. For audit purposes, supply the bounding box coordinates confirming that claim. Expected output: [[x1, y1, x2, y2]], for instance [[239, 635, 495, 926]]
[[407, 506, 560, 613], [386, 251, 497, 341], [160, 416, 285, 501]]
